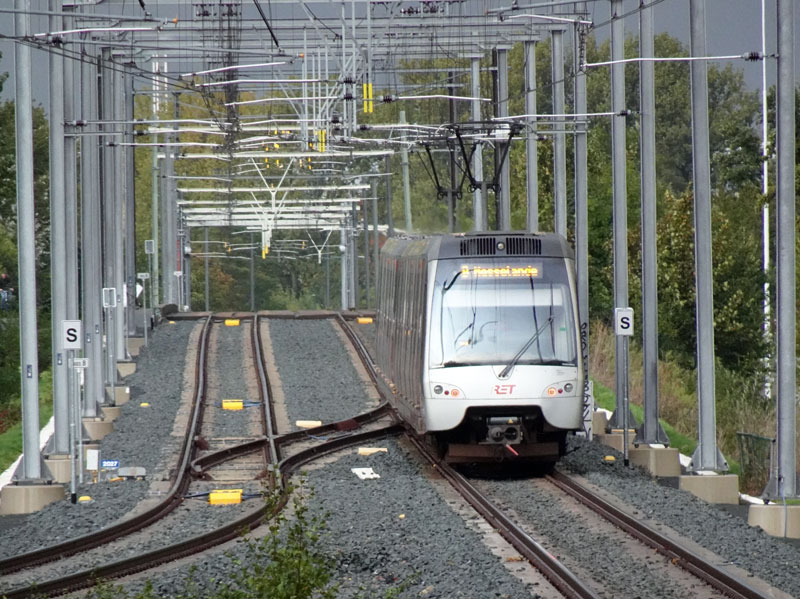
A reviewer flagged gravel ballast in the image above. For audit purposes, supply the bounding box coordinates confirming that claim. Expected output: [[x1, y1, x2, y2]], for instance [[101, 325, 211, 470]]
[[555, 437, 800, 597], [267, 318, 375, 428], [0, 320, 198, 559], [5, 314, 800, 599]]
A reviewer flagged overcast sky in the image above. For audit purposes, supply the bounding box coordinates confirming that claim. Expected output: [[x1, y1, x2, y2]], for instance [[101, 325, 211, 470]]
[[0, 0, 797, 112]]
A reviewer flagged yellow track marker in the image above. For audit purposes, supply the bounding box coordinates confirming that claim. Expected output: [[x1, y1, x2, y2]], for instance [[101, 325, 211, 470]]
[[222, 399, 244, 411], [224, 319, 240, 327], [358, 447, 387, 456], [209, 489, 243, 505]]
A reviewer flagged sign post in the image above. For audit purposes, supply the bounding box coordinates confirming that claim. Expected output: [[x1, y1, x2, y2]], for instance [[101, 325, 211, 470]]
[[102, 288, 117, 403], [138, 272, 150, 346], [144, 240, 155, 314], [614, 307, 634, 466], [72, 357, 88, 486], [62, 320, 82, 503], [174, 270, 183, 311]]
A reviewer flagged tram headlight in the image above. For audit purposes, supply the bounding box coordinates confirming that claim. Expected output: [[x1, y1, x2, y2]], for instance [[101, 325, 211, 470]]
[[431, 383, 464, 398], [544, 380, 578, 397]]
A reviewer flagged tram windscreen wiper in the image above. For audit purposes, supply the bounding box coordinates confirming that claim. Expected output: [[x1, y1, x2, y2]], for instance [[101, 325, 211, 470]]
[[498, 316, 554, 379]]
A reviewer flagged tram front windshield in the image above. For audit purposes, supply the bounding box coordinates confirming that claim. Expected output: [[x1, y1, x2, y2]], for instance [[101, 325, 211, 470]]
[[430, 259, 578, 368]]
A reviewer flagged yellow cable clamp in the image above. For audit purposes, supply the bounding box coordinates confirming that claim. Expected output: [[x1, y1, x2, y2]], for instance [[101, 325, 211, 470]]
[[222, 399, 244, 410], [209, 489, 243, 505]]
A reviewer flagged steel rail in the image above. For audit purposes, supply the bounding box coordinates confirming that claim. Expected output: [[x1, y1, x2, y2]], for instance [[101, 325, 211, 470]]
[[190, 403, 393, 476], [1, 423, 403, 599], [547, 471, 772, 599], [408, 436, 601, 599], [251, 313, 279, 472], [1, 312, 400, 597], [0, 315, 214, 577], [335, 313, 599, 599]]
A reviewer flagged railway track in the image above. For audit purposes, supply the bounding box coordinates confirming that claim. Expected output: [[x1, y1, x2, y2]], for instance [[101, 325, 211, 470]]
[[1, 312, 786, 598], [0, 313, 400, 598], [0, 315, 214, 580], [341, 315, 784, 599]]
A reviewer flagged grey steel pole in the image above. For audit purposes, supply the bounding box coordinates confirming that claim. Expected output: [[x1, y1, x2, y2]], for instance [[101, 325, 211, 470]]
[[609, 0, 630, 431], [496, 47, 511, 231], [551, 24, 567, 237], [15, 0, 42, 480], [351, 206, 359, 309], [204, 227, 210, 312], [151, 139, 160, 304], [81, 47, 102, 418], [400, 110, 413, 232], [385, 154, 394, 236], [48, 0, 69, 455], [688, 0, 724, 472], [573, 18, 591, 437], [470, 56, 486, 232], [250, 233, 255, 312], [447, 80, 457, 233], [340, 228, 348, 310], [325, 252, 331, 308], [524, 41, 539, 233], [125, 66, 137, 338], [161, 107, 175, 305], [67, 350, 76, 502], [184, 227, 192, 310], [64, 9, 78, 326], [636, 0, 667, 445], [63, 7, 79, 456], [772, 0, 796, 497], [363, 196, 371, 308], [141, 277, 148, 346], [371, 180, 379, 301], [100, 51, 117, 388], [113, 61, 126, 361]]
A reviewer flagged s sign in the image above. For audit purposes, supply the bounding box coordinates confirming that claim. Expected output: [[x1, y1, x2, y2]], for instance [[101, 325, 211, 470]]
[[493, 384, 516, 396]]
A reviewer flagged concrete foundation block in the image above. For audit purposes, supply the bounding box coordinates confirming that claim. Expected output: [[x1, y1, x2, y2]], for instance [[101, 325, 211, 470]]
[[82, 418, 114, 441], [748, 504, 800, 538], [679, 473, 740, 504], [628, 447, 681, 477], [127, 337, 145, 357], [0, 484, 65, 515], [117, 362, 136, 378], [591, 410, 608, 433], [105, 385, 130, 405], [594, 431, 637, 453], [44, 456, 73, 484], [102, 406, 122, 422]]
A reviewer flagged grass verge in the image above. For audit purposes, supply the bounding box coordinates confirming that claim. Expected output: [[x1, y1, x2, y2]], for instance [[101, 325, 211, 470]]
[[0, 370, 54, 474], [592, 377, 740, 475]]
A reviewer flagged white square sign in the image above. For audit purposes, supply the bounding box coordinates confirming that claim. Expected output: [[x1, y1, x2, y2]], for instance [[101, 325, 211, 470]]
[[614, 308, 634, 336], [62, 320, 83, 350]]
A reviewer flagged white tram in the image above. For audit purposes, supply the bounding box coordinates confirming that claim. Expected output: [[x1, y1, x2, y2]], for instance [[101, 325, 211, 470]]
[[376, 233, 583, 463]]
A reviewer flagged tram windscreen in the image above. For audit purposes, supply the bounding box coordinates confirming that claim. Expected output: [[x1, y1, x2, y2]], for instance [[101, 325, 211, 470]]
[[430, 259, 578, 368]]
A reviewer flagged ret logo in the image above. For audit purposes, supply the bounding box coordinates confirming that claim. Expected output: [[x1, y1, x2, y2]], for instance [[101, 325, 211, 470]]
[[493, 384, 516, 395]]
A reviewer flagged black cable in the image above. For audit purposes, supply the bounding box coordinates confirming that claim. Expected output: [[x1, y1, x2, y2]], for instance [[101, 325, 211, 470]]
[[252, 0, 280, 49]]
